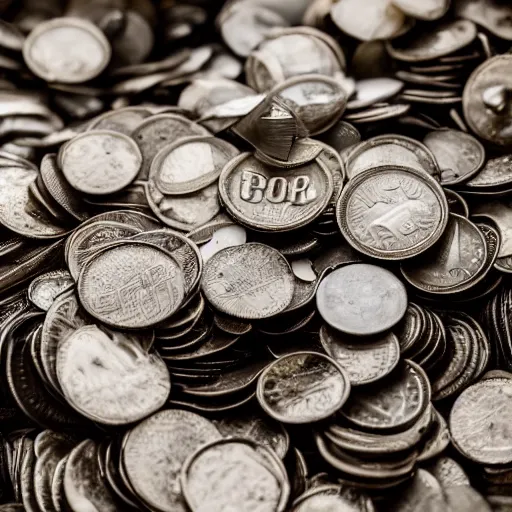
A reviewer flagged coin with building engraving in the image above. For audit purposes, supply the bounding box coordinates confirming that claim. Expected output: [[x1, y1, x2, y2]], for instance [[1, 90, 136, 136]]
[[316, 264, 408, 336], [257, 351, 351, 424], [201, 243, 294, 320], [337, 165, 448, 260], [219, 152, 333, 232], [78, 241, 185, 329]]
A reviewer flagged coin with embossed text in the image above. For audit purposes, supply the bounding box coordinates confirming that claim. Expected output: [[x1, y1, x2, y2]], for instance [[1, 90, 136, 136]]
[[257, 351, 350, 424], [78, 241, 185, 329]]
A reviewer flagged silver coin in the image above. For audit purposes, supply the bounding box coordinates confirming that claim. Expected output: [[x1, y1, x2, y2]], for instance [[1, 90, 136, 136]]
[[257, 351, 351, 424], [23, 17, 111, 83], [78, 241, 186, 329], [455, 0, 512, 40], [316, 264, 407, 336], [201, 243, 295, 320], [465, 155, 512, 190], [87, 106, 152, 135], [28, 270, 73, 311], [59, 130, 142, 195]]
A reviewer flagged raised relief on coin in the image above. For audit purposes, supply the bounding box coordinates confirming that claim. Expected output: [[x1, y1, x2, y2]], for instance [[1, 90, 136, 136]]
[[201, 243, 294, 319], [401, 214, 487, 293], [316, 264, 408, 336], [450, 377, 512, 465], [28, 270, 73, 311], [220, 153, 333, 232], [122, 410, 222, 512], [56, 325, 169, 425], [78, 242, 185, 329], [181, 439, 289, 512], [337, 165, 448, 259], [320, 326, 400, 385], [257, 352, 351, 424], [473, 201, 512, 258], [465, 154, 512, 189], [59, 130, 142, 195]]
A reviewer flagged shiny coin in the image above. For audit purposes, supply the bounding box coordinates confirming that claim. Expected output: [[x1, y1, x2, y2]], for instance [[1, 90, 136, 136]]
[[78, 241, 186, 329], [465, 154, 512, 190], [122, 409, 221, 512], [202, 243, 294, 319], [392, 0, 449, 20], [59, 130, 142, 195], [337, 165, 448, 260], [320, 326, 400, 385], [347, 78, 403, 110], [257, 351, 350, 424], [423, 129, 485, 185], [220, 152, 333, 232], [28, 270, 73, 311], [455, 0, 512, 40], [316, 264, 407, 336], [56, 325, 169, 425], [23, 17, 111, 83], [181, 438, 290, 512]]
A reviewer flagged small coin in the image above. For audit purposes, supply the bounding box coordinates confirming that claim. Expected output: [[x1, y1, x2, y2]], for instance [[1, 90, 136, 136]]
[[122, 409, 222, 512], [23, 17, 111, 83], [28, 270, 73, 311], [202, 243, 295, 320], [337, 165, 448, 260], [465, 154, 512, 189], [392, 0, 449, 20], [347, 78, 403, 110], [87, 106, 152, 135], [455, 0, 512, 40], [78, 241, 186, 329], [59, 130, 142, 195], [181, 438, 290, 512], [316, 264, 407, 336], [257, 351, 350, 424]]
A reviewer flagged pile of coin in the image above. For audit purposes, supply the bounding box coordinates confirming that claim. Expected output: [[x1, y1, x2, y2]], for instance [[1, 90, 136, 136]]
[[2, 0, 512, 510]]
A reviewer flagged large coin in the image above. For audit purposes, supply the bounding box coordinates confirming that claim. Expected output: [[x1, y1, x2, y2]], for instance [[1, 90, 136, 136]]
[[316, 264, 407, 336], [337, 165, 448, 260], [219, 152, 333, 232], [122, 409, 222, 512], [450, 377, 512, 465], [257, 352, 350, 424], [78, 241, 185, 328], [201, 243, 294, 319]]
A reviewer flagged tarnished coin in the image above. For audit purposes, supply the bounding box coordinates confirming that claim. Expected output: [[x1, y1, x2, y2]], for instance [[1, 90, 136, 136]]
[[88, 106, 152, 135], [316, 264, 407, 336], [465, 155, 512, 190], [423, 129, 485, 185], [320, 326, 400, 385], [181, 438, 290, 512], [220, 152, 333, 232], [389, 469, 444, 512], [28, 270, 73, 311], [337, 165, 448, 260], [56, 325, 169, 425], [341, 360, 431, 432], [122, 409, 222, 512], [59, 130, 142, 195], [150, 135, 239, 195], [202, 243, 294, 319], [257, 351, 350, 424], [78, 241, 186, 329], [450, 377, 512, 465], [23, 17, 111, 83]]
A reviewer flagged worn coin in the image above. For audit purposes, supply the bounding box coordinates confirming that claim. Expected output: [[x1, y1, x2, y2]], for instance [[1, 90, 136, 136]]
[[87, 106, 152, 135], [202, 243, 294, 319], [257, 351, 350, 424], [337, 165, 448, 260], [28, 270, 73, 311], [455, 0, 512, 40], [317, 264, 407, 336], [78, 241, 186, 329]]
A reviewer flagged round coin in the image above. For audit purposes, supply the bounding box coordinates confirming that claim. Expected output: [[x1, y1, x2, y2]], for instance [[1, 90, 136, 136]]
[[78, 242, 185, 329], [23, 17, 111, 83], [257, 351, 351, 424], [316, 264, 408, 336], [337, 165, 448, 260], [201, 243, 294, 320], [60, 130, 142, 195], [28, 270, 73, 311]]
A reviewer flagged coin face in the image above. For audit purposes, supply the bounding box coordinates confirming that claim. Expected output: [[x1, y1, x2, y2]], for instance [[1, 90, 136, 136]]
[[181, 439, 289, 512], [122, 409, 222, 512], [28, 270, 73, 311], [320, 326, 400, 385], [316, 264, 407, 336], [23, 18, 111, 83], [60, 130, 142, 195], [450, 378, 512, 465], [466, 155, 512, 189], [88, 106, 152, 135], [220, 153, 333, 232], [257, 352, 351, 424], [78, 242, 186, 328], [56, 325, 170, 425], [337, 165, 448, 260], [201, 243, 295, 319]]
